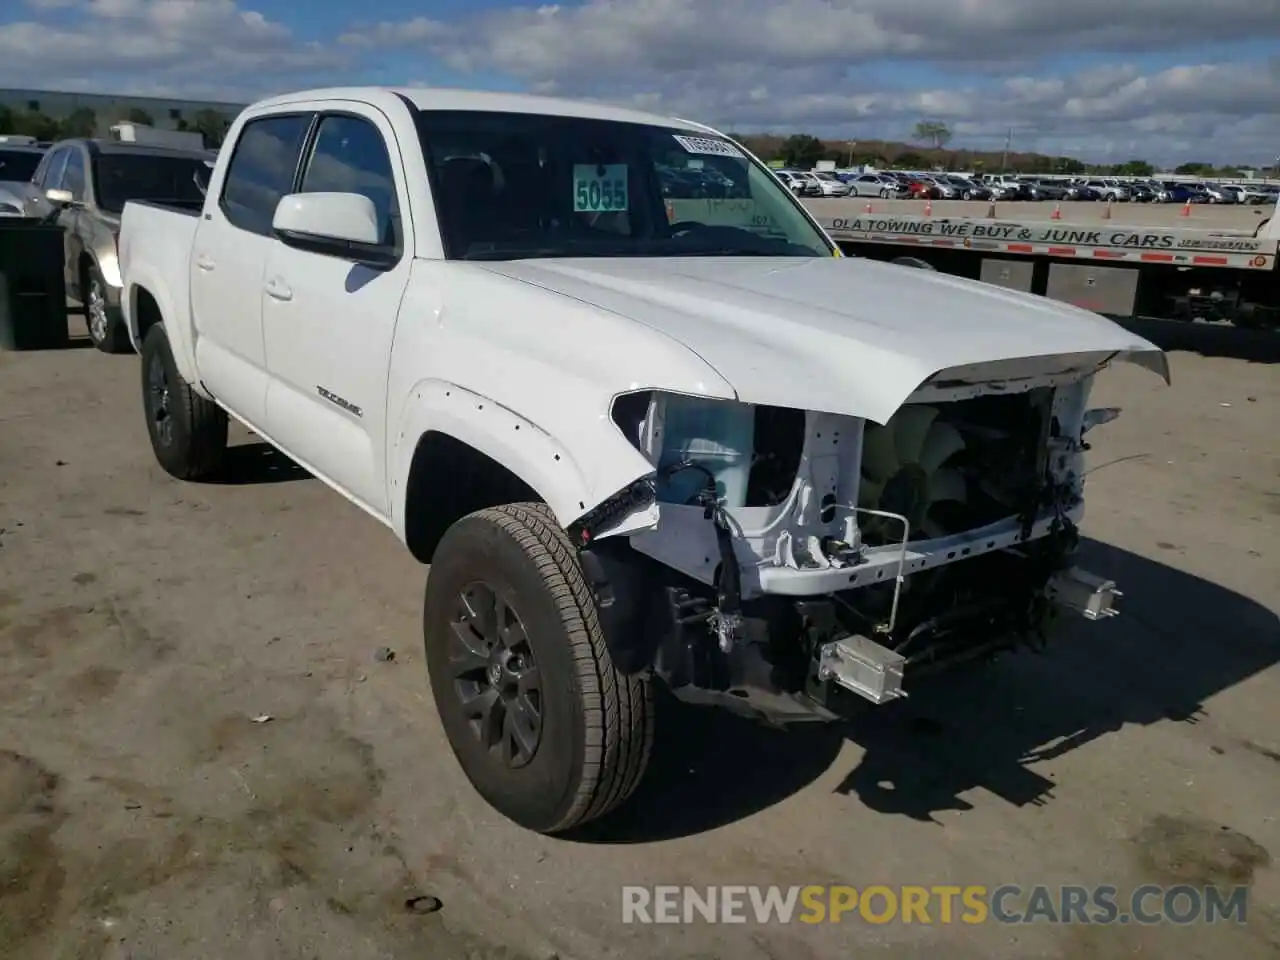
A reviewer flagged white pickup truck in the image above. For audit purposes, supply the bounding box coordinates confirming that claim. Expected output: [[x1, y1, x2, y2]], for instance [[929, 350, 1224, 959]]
[[118, 86, 1169, 835]]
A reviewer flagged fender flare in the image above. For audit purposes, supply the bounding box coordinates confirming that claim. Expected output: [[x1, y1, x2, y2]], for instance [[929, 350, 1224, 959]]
[[124, 274, 201, 391], [389, 380, 642, 539]]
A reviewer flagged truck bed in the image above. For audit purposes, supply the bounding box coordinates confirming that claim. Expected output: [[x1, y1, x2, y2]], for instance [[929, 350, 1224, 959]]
[[117, 198, 202, 351], [126, 198, 204, 217]]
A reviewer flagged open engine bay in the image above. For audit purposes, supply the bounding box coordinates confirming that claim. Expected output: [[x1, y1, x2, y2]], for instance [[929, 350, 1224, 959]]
[[575, 370, 1125, 722]]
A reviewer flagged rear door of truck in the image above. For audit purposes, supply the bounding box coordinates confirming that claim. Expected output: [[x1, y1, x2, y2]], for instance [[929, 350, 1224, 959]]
[[191, 110, 314, 429]]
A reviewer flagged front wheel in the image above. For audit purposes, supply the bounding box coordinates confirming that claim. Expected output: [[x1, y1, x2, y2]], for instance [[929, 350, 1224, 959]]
[[140, 324, 228, 480], [84, 263, 132, 354], [424, 502, 654, 834]]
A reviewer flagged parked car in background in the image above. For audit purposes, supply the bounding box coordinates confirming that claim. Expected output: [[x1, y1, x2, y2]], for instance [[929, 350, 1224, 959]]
[[22, 138, 213, 352], [902, 176, 940, 200], [941, 175, 989, 200], [1200, 182, 1238, 204], [774, 170, 805, 195], [0, 144, 46, 185], [1082, 178, 1129, 202], [1027, 178, 1069, 201], [1127, 182, 1155, 203], [847, 173, 903, 199], [788, 171, 824, 197], [1063, 181, 1101, 201], [915, 175, 957, 199], [809, 171, 851, 197], [1221, 183, 1268, 204], [1158, 181, 1195, 203], [983, 175, 1026, 200], [0, 144, 47, 216], [1142, 180, 1171, 202], [1180, 182, 1214, 204]]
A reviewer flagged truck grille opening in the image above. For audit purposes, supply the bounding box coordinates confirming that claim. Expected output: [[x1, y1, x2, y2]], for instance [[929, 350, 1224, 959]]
[[858, 388, 1053, 546]]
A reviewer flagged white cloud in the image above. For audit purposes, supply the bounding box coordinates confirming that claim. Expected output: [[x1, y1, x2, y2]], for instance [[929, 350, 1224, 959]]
[[0, 0, 343, 95], [3, 0, 1279, 164], [338, 0, 1280, 163]]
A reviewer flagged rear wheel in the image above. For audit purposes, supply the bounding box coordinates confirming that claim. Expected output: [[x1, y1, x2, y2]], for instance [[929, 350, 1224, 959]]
[[423, 502, 654, 834], [140, 324, 227, 480]]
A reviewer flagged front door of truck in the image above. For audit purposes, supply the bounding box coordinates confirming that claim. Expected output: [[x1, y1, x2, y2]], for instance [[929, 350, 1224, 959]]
[[190, 111, 314, 429], [261, 107, 412, 518]]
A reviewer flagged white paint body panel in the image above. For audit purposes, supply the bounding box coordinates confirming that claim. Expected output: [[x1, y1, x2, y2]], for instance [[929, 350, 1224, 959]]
[[118, 85, 1169, 543]]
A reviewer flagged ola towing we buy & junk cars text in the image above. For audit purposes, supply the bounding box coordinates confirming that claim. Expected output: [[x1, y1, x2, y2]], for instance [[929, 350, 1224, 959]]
[[116, 85, 1168, 834]]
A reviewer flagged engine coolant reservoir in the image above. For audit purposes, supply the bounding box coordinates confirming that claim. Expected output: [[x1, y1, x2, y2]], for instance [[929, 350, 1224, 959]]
[[653, 394, 755, 508]]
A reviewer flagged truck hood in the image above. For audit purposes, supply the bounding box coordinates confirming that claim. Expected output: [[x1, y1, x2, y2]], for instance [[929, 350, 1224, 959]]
[[475, 255, 1169, 424]]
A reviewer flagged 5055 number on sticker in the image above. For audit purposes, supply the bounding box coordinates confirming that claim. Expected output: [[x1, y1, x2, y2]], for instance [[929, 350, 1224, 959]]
[[574, 164, 629, 212]]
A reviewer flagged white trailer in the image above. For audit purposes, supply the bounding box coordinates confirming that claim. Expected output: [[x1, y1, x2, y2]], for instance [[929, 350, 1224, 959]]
[[108, 122, 206, 152], [816, 200, 1280, 328]]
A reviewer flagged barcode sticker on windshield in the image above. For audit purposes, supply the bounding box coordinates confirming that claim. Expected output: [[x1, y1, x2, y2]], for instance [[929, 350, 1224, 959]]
[[672, 134, 745, 159], [573, 164, 629, 213]]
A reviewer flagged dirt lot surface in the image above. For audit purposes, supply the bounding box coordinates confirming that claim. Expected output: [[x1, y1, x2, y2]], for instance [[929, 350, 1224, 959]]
[[1, 317, 1277, 959], [801, 197, 1275, 232]]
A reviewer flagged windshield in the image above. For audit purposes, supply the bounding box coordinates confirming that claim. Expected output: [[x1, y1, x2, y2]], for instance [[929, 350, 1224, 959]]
[[415, 110, 833, 260], [93, 154, 209, 213], [0, 149, 43, 182]]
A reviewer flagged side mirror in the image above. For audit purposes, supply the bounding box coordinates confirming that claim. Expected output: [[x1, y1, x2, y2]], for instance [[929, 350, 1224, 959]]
[[45, 188, 75, 206], [272, 192, 394, 267]]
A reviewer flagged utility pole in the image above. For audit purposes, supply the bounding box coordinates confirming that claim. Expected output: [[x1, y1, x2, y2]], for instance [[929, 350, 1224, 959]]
[[1001, 127, 1011, 173]]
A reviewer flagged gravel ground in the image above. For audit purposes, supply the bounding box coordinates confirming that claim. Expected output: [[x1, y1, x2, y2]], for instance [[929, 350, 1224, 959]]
[[1, 316, 1277, 960], [800, 197, 1276, 232]]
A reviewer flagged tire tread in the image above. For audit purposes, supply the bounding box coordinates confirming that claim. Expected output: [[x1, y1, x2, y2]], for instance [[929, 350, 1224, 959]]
[[142, 325, 227, 480], [471, 502, 654, 832]]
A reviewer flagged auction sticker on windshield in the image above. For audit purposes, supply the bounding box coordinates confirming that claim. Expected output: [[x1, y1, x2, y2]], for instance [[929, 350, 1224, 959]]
[[672, 134, 745, 159], [573, 164, 629, 212]]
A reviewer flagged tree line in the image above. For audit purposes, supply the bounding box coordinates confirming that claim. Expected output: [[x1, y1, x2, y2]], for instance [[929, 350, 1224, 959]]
[[733, 122, 1263, 179], [0, 104, 232, 147]]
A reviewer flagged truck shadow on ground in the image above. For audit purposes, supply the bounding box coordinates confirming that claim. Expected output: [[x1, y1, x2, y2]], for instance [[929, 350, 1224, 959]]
[[578, 538, 1278, 842], [1120, 317, 1280, 364], [197, 441, 312, 485]]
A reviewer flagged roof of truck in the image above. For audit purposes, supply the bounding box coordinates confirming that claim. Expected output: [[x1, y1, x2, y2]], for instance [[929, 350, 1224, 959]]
[[252, 86, 715, 135]]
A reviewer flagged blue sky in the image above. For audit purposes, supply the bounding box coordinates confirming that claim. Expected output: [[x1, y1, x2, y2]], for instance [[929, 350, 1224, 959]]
[[2, 0, 1278, 165]]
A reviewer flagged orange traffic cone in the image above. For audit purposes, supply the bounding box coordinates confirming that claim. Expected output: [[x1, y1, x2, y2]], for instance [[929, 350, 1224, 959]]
[[864, 199, 874, 214], [923, 197, 933, 216], [1051, 203, 1062, 220], [1103, 197, 1113, 220], [986, 199, 996, 218], [1180, 199, 1191, 217]]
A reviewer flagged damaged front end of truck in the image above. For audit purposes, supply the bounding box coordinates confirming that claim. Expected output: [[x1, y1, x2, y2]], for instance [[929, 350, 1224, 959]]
[[568, 352, 1165, 724]]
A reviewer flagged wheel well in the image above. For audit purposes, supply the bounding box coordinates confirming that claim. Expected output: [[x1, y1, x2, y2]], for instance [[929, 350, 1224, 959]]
[[404, 431, 542, 563], [133, 287, 162, 340]]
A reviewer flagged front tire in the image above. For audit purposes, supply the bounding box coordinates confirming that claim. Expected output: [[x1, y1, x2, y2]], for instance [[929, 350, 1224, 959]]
[[140, 324, 227, 480], [84, 262, 132, 354], [424, 502, 654, 834]]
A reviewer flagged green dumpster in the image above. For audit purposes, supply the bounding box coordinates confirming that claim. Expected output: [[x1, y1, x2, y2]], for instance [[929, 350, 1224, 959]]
[[0, 217, 69, 351]]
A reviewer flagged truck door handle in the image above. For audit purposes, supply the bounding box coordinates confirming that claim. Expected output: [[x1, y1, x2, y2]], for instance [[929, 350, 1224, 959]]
[[264, 277, 293, 302], [195, 255, 215, 272]]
